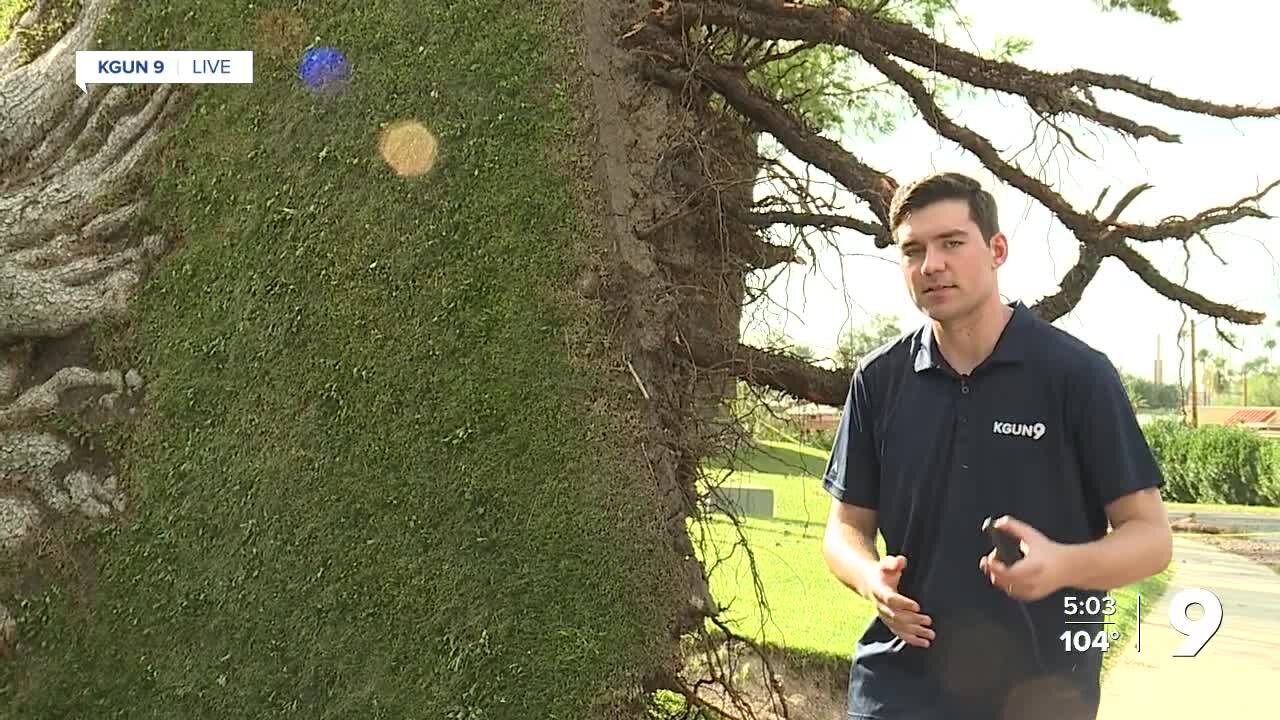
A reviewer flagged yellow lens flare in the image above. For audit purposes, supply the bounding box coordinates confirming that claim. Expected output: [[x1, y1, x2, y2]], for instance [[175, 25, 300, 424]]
[[378, 120, 440, 178]]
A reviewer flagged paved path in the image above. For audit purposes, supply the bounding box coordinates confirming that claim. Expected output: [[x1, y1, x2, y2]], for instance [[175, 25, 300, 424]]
[[1166, 508, 1280, 535], [1096, 536, 1280, 718]]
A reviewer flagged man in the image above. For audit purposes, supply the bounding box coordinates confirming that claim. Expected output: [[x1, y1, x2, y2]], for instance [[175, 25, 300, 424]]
[[821, 172, 1172, 720]]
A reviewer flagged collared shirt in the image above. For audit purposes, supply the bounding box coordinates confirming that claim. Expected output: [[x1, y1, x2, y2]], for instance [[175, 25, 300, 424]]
[[823, 301, 1164, 720]]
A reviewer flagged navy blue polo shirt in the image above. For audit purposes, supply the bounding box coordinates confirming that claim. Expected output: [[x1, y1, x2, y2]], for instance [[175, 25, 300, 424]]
[[823, 301, 1164, 720]]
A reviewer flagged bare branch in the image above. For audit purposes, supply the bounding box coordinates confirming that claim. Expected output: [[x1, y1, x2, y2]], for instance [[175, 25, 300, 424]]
[[672, 1, 1280, 143], [1197, 232, 1230, 266], [1103, 184, 1154, 224], [1034, 112, 1098, 162], [1111, 243, 1266, 324], [743, 39, 817, 71], [1116, 179, 1279, 242], [681, 7, 1278, 283], [1067, 67, 1280, 121], [688, 337, 850, 407], [737, 208, 888, 242], [1030, 242, 1112, 323], [841, 28, 1101, 239], [623, 0, 1277, 406]]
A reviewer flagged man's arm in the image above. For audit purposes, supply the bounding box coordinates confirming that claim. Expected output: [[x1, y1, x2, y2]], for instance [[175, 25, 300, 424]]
[[1061, 487, 1172, 591], [984, 354, 1174, 601], [984, 489, 1173, 600], [827, 498, 935, 647], [823, 500, 882, 601], [820, 364, 882, 601], [1063, 353, 1173, 589]]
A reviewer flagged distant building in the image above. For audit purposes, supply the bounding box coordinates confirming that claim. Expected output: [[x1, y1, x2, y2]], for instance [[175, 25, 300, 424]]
[[1186, 405, 1280, 439], [783, 402, 842, 432]]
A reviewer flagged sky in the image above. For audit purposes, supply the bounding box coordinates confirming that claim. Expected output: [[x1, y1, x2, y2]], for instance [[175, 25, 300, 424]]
[[742, 0, 1280, 384]]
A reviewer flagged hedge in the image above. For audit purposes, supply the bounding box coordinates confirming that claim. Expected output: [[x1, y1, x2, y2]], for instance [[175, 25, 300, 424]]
[[1142, 419, 1280, 505], [785, 420, 1280, 507]]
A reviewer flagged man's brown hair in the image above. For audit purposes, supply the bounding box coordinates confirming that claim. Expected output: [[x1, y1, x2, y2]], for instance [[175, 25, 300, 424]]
[[889, 172, 1000, 243]]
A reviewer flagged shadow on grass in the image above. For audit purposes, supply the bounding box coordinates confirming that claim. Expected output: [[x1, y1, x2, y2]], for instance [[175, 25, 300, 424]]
[[700, 513, 825, 540], [705, 440, 829, 479]]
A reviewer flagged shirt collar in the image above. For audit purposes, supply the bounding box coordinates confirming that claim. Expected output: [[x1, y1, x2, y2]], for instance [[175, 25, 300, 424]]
[[913, 301, 1031, 374]]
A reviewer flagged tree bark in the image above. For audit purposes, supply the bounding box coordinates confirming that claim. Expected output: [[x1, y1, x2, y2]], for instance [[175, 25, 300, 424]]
[[0, 0, 188, 630]]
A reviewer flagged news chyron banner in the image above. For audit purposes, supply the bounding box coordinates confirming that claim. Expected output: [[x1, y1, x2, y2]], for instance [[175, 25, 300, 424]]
[[75, 51, 253, 91]]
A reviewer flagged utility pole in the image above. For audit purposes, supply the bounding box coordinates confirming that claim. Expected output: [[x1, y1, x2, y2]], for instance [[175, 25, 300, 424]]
[[1154, 334, 1163, 386], [1243, 371, 1249, 407], [1190, 321, 1199, 427]]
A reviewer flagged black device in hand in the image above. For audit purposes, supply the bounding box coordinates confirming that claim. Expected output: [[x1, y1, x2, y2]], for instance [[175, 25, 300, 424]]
[[982, 516, 1024, 565]]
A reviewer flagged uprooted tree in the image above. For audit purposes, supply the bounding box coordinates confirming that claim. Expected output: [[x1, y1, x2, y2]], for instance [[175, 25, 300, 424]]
[[1, 0, 1277, 718], [611, 2, 1275, 714]]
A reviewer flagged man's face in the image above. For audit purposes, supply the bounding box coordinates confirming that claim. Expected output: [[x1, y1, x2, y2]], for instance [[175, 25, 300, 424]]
[[896, 198, 1007, 322]]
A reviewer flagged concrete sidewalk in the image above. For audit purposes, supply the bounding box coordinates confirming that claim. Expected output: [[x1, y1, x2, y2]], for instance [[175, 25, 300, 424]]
[[1096, 536, 1280, 719]]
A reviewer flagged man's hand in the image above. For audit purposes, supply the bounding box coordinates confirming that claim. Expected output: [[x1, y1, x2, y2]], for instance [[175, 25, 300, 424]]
[[869, 555, 934, 648], [979, 516, 1069, 602]]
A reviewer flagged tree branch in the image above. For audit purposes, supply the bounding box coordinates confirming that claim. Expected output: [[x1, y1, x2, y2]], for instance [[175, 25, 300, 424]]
[[626, 21, 900, 241], [1111, 243, 1266, 324], [626, 1, 1278, 405], [674, 1, 1280, 142], [673, 7, 1279, 286], [1116, 179, 1279, 242], [689, 337, 850, 406], [1029, 242, 1113, 323], [737, 208, 888, 243], [841, 27, 1101, 239]]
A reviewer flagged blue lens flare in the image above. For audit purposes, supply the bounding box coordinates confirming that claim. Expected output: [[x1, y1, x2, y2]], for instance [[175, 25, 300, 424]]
[[298, 46, 350, 93]]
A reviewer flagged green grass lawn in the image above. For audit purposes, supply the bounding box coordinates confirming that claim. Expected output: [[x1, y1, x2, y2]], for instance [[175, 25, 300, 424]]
[[1102, 564, 1169, 675], [697, 441, 869, 658], [698, 439, 1174, 679]]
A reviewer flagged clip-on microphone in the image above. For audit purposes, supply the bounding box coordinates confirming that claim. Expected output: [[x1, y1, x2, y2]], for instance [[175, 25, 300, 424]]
[[982, 516, 1045, 671], [982, 516, 1024, 565]]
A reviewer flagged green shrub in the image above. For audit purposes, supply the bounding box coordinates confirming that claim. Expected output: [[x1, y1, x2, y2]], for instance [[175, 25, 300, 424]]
[[1142, 419, 1280, 505]]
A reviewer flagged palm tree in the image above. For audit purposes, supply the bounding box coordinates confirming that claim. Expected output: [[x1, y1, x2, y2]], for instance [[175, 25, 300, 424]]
[[1122, 374, 1149, 411]]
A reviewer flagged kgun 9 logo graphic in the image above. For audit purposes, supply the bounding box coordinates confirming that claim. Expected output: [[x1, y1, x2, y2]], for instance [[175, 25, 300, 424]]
[[75, 51, 253, 91]]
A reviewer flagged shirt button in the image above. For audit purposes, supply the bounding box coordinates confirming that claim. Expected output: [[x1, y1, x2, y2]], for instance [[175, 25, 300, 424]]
[[960, 416, 967, 423], [961, 385, 970, 395], [962, 464, 969, 470]]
